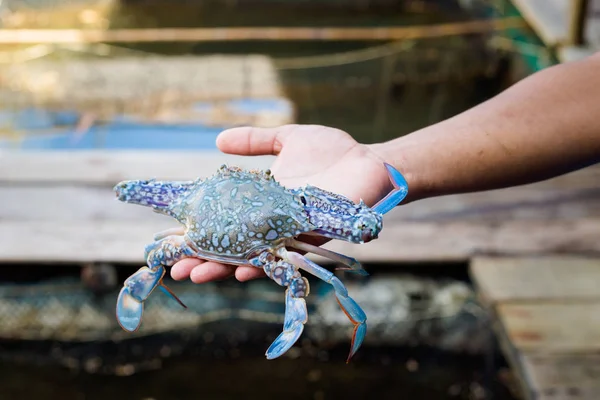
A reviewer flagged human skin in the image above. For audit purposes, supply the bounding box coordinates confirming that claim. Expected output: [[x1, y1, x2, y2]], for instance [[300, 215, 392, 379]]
[[171, 51, 600, 284]]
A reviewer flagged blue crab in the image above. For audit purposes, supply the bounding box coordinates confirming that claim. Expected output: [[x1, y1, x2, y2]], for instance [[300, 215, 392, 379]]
[[113, 163, 408, 362]]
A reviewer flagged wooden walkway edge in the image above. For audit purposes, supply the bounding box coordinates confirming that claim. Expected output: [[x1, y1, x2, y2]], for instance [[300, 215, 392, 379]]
[[1, 151, 600, 264], [0, 17, 527, 44], [511, 0, 600, 62], [470, 256, 600, 399]]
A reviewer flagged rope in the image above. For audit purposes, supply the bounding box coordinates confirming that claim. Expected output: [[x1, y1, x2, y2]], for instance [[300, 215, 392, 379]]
[[274, 40, 416, 70], [0, 42, 154, 64]]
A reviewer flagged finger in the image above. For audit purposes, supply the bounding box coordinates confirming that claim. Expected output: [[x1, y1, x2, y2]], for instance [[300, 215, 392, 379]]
[[235, 266, 266, 282], [171, 258, 204, 280], [190, 261, 235, 283], [216, 125, 296, 156]]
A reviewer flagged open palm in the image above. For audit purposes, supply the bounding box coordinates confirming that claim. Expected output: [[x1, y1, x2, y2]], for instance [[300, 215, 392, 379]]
[[171, 124, 395, 283]]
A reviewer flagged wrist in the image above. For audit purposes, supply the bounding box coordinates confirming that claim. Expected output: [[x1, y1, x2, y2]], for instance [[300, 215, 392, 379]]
[[367, 136, 427, 204]]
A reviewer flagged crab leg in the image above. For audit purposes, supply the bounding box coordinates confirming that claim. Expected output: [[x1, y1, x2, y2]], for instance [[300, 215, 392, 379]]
[[286, 238, 368, 276], [371, 162, 409, 215], [116, 235, 196, 332], [279, 249, 366, 363], [153, 226, 185, 241], [249, 253, 310, 360]]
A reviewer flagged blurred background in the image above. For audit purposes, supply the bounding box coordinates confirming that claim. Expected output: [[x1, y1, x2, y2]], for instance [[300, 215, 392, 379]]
[[1, 0, 599, 399]]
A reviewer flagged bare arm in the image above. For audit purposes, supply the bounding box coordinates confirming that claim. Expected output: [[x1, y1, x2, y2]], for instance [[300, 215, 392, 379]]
[[371, 52, 600, 203], [172, 52, 600, 284]]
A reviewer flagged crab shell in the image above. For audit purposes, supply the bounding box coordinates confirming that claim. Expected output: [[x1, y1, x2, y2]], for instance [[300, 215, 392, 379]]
[[173, 166, 313, 259], [116, 165, 384, 263]]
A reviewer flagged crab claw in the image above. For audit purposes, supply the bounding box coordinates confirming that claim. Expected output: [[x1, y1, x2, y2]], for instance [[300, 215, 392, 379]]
[[284, 250, 367, 363], [266, 288, 308, 360], [334, 258, 369, 276], [116, 286, 144, 332], [335, 289, 367, 363], [372, 162, 409, 215], [116, 265, 186, 332]]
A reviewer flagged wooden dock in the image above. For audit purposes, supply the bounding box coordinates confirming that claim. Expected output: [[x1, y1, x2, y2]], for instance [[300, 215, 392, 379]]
[[2, 150, 598, 393], [470, 256, 600, 399], [1, 152, 599, 264], [0, 17, 527, 44], [511, 0, 600, 62], [0, 3, 599, 390]]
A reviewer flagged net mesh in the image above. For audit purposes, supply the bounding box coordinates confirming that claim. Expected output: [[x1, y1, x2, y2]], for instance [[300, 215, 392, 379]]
[[0, 270, 490, 373], [0, 0, 555, 145]]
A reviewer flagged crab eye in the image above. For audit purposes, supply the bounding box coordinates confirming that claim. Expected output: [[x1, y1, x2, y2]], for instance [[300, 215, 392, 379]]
[[299, 195, 307, 205]]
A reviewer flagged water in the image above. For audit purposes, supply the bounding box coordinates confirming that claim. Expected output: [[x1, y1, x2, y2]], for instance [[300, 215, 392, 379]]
[[0, 98, 293, 150], [1, 345, 519, 400]]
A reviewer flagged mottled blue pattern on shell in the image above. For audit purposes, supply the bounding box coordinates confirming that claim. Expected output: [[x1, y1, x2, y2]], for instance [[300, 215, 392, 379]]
[[169, 166, 313, 258]]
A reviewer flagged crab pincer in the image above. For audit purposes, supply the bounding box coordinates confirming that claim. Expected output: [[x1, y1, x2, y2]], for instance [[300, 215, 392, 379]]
[[283, 249, 366, 363], [372, 162, 409, 215], [115, 231, 195, 332], [116, 265, 169, 332], [265, 286, 309, 359]]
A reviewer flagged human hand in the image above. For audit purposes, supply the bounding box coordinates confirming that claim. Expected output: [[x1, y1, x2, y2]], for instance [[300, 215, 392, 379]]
[[171, 124, 396, 284]]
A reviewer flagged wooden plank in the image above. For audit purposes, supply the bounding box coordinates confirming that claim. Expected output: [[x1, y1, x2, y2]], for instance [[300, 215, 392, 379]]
[[2, 176, 600, 222], [2, 218, 600, 263], [568, 0, 590, 45], [490, 301, 600, 399], [511, 0, 570, 46], [496, 302, 600, 353], [0, 151, 275, 184], [469, 253, 600, 398], [0, 17, 528, 44], [2, 150, 599, 186], [557, 45, 597, 62], [513, 0, 600, 50], [2, 0, 115, 30], [494, 312, 599, 400], [518, 353, 600, 400], [470, 256, 600, 304], [584, 0, 600, 45], [2, 152, 600, 262]]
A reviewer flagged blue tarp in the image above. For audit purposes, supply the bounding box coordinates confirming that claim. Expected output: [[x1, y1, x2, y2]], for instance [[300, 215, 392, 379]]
[[1, 123, 223, 150], [0, 98, 292, 150]]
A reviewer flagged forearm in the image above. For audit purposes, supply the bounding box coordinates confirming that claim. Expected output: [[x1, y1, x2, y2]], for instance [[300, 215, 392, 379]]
[[372, 52, 600, 203]]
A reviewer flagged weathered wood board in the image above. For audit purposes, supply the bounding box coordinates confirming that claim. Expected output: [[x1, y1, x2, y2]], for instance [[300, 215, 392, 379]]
[[497, 302, 600, 353], [471, 256, 600, 304], [2, 219, 600, 264], [0, 151, 274, 183], [558, 45, 598, 62], [496, 302, 600, 400], [469, 256, 600, 400], [0, 18, 528, 44], [511, 0, 600, 62], [518, 353, 600, 399], [586, 0, 600, 46], [511, 0, 571, 46], [2, 151, 600, 263]]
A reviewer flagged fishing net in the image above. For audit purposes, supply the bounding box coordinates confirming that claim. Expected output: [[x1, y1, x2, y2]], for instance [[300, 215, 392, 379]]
[[0, 0, 554, 146], [0, 270, 490, 374]]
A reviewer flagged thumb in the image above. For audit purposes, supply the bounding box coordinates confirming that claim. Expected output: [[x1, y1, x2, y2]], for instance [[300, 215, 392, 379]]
[[216, 126, 292, 156]]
